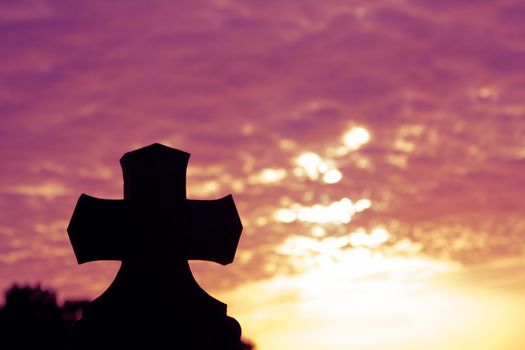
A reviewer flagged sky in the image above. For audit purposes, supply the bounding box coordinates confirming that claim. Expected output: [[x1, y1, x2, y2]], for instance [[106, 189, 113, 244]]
[[1, 0, 525, 349]]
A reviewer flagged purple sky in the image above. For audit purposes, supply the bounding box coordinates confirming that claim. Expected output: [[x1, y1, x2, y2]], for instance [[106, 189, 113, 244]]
[[1, 1, 525, 348]]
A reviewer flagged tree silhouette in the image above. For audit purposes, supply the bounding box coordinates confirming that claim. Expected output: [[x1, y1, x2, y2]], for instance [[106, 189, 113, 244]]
[[0, 283, 255, 349], [0, 284, 67, 349]]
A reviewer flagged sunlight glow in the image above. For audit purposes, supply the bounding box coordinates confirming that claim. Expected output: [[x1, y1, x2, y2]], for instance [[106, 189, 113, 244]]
[[354, 198, 372, 212], [327, 126, 371, 157], [276, 226, 392, 270], [297, 198, 354, 224], [342, 126, 370, 151], [250, 168, 287, 184], [277, 235, 350, 261], [274, 209, 297, 223], [274, 197, 372, 224], [322, 169, 342, 184], [393, 238, 423, 254], [349, 227, 389, 248], [296, 152, 322, 178], [310, 226, 327, 237], [294, 152, 342, 183], [295, 152, 324, 180], [214, 244, 525, 350], [221, 261, 525, 350]]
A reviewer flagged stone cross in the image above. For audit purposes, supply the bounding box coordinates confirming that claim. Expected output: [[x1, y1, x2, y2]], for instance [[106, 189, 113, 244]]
[[67, 143, 243, 350]]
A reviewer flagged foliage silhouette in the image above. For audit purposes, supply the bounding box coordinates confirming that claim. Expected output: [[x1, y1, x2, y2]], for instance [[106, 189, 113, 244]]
[[0, 283, 255, 349], [0, 283, 82, 349]]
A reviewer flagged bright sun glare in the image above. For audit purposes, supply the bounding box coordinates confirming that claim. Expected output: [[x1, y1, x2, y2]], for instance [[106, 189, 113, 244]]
[[342, 126, 370, 150], [203, 124, 523, 350], [221, 242, 522, 350]]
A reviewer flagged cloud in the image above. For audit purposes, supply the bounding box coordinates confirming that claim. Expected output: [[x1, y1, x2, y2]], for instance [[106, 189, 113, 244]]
[[0, 0, 524, 307]]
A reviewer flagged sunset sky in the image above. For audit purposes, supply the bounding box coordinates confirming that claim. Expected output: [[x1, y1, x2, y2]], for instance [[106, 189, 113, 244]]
[[1, 1, 525, 349]]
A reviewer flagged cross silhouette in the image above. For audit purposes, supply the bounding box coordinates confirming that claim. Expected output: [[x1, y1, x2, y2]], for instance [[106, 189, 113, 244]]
[[67, 143, 243, 349]]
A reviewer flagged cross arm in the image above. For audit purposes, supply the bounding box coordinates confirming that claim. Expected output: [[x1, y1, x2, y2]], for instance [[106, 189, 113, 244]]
[[186, 195, 243, 265], [67, 194, 131, 264], [67, 194, 243, 266]]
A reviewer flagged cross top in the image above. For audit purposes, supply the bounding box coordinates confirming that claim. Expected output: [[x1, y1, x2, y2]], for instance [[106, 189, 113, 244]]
[[120, 143, 189, 200]]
